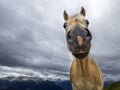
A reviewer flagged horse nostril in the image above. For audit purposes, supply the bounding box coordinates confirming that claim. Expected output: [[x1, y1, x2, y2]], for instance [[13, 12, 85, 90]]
[[67, 31, 71, 39]]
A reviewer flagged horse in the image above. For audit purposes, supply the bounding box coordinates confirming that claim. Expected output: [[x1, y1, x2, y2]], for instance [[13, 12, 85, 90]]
[[63, 7, 103, 90]]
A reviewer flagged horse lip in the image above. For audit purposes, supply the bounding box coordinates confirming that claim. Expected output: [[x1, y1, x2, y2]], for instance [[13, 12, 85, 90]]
[[73, 50, 80, 53]]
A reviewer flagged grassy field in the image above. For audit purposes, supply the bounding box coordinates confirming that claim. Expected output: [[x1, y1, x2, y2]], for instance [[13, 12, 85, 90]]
[[104, 81, 120, 90]]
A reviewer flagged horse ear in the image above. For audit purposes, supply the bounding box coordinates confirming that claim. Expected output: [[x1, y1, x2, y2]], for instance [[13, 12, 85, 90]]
[[63, 10, 69, 21], [80, 7, 86, 17]]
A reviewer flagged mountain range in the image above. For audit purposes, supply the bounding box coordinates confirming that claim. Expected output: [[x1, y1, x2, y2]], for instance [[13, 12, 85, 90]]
[[0, 76, 116, 90]]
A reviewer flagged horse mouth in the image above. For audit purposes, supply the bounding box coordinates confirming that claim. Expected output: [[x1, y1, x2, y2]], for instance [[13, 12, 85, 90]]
[[73, 50, 88, 54]]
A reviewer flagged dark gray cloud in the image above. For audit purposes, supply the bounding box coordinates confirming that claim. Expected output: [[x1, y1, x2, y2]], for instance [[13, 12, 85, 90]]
[[0, 0, 71, 79], [0, 0, 120, 81], [89, 0, 120, 81]]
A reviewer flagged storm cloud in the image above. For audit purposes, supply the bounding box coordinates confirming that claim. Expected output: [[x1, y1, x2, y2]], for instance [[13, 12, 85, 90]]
[[0, 0, 120, 81]]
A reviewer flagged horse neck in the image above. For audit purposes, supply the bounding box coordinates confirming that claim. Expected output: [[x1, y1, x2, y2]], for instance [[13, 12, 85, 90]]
[[75, 55, 90, 76]]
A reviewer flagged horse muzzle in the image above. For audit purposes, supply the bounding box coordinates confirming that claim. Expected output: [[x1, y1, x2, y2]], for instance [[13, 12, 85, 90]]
[[66, 25, 92, 54]]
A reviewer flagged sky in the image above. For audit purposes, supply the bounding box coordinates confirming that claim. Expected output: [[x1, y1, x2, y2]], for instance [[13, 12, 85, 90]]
[[0, 0, 120, 81]]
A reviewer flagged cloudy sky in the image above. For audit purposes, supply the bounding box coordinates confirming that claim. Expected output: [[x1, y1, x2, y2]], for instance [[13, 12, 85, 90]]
[[0, 0, 120, 81]]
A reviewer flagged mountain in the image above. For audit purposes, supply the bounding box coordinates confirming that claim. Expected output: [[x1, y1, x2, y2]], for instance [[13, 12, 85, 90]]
[[0, 76, 71, 90], [104, 80, 114, 87], [0, 76, 117, 90]]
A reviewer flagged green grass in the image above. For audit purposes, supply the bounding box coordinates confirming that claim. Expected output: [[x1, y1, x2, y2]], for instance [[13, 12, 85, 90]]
[[104, 81, 120, 90]]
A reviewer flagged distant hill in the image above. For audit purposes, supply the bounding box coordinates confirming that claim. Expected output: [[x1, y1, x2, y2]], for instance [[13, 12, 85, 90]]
[[104, 80, 114, 87], [0, 76, 72, 90], [104, 81, 120, 90], [0, 76, 117, 90]]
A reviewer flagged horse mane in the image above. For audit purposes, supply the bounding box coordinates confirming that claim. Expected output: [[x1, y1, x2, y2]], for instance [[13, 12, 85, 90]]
[[69, 13, 80, 20]]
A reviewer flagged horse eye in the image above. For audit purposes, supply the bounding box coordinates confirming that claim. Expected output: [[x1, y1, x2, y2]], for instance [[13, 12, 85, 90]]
[[63, 22, 67, 28], [86, 19, 89, 25]]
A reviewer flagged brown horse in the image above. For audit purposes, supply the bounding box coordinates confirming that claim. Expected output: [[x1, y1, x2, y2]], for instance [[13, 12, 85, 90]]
[[63, 7, 103, 90]]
